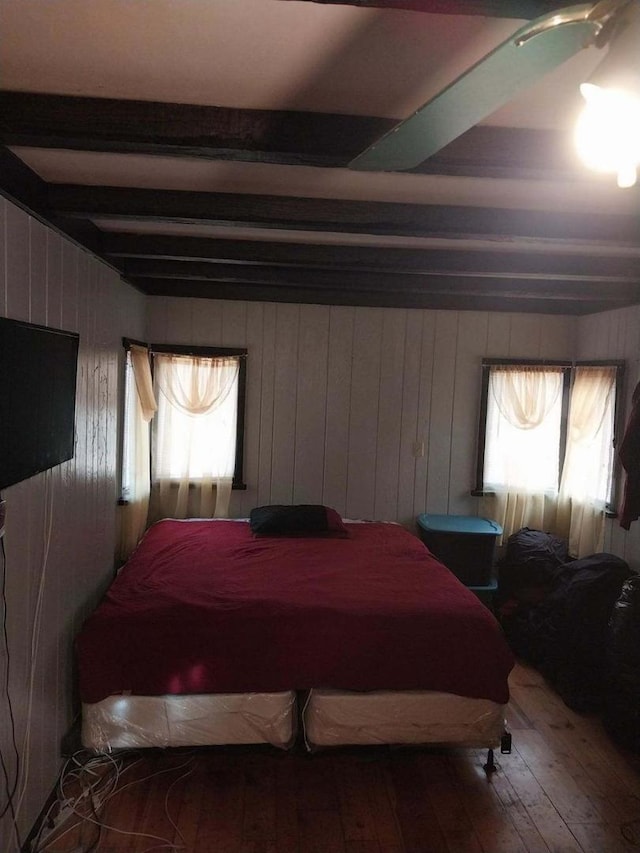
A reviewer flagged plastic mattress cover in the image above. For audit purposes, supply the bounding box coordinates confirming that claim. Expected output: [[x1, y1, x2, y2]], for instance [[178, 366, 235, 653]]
[[303, 688, 506, 749], [82, 690, 297, 752]]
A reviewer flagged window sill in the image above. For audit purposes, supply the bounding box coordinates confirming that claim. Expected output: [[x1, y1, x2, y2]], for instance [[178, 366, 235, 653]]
[[470, 491, 619, 519], [155, 479, 246, 488], [119, 481, 247, 504]]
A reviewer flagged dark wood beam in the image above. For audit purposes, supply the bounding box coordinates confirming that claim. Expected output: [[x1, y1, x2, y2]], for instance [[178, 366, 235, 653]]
[[48, 184, 640, 246], [0, 146, 107, 259], [121, 258, 640, 302], [131, 277, 631, 315], [0, 91, 392, 168], [422, 125, 579, 180], [284, 1, 583, 18], [0, 92, 581, 179], [105, 233, 640, 279], [0, 145, 48, 212]]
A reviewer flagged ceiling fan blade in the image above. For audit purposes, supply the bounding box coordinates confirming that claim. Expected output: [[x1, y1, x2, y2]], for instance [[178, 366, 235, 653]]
[[349, 4, 601, 172]]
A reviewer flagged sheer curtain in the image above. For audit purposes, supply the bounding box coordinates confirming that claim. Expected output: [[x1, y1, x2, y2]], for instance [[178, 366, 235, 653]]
[[119, 345, 157, 560], [557, 366, 616, 556], [482, 366, 564, 540], [150, 354, 239, 521]]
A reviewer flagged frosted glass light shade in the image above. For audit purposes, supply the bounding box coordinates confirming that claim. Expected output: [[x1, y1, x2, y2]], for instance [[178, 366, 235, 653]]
[[575, 82, 640, 187], [574, 1, 640, 188]]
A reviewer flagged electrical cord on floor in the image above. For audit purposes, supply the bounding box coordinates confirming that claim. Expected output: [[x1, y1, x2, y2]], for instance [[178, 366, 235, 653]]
[[32, 750, 129, 852], [0, 534, 21, 850], [32, 749, 195, 852]]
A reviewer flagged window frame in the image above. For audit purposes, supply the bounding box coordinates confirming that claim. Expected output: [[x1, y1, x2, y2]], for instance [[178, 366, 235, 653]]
[[474, 357, 624, 512], [122, 338, 248, 490]]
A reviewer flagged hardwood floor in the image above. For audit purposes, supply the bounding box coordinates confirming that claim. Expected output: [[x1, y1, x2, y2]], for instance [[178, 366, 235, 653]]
[[34, 662, 640, 852]]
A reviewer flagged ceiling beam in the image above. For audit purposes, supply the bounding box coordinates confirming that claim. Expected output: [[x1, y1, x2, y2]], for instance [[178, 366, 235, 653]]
[[104, 233, 640, 279], [0, 145, 48, 212], [0, 146, 107, 258], [48, 184, 640, 246], [426, 125, 578, 179], [132, 276, 630, 314], [282, 1, 578, 19], [121, 258, 640, 301], [0, 91, 391, 168], [0, 92, 579, 179]]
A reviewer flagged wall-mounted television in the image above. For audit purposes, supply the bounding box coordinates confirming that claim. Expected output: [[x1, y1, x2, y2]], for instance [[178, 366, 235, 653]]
[[0, 317, 79, 490]]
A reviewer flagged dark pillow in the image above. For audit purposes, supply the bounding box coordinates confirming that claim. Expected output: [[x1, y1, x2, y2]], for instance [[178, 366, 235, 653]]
[[249, 504, 349, 537]]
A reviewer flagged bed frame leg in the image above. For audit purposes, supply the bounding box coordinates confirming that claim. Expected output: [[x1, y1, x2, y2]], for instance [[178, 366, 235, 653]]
[[483, 731, 511, 776], [483, 748, 497, 775]]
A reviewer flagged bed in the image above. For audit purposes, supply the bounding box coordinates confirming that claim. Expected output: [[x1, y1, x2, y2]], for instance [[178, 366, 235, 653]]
[[76, 515, 515, 755]]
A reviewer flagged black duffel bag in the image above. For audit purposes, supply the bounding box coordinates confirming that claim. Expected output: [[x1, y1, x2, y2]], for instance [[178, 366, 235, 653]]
[[604, 575, 640, 751], [497, 527, 569, 603], [504, 553, 632, 712]]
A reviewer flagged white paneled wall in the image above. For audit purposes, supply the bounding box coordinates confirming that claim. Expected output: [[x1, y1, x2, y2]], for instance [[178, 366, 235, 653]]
[[146, 297, 577, 527], [0, 197, 145, 851], [578, 305, 640, 570]]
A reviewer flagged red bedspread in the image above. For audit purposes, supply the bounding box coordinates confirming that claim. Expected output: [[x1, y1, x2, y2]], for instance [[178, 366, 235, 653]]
[[76, 520, 514, 704]]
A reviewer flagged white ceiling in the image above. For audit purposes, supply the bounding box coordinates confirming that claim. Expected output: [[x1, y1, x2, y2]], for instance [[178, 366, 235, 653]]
[[12, 145, 639, 224], [2, 2, 518, 113], [3, 0, 603, 124], [2, 0, 639, 313], [3, 0, 626, 220]]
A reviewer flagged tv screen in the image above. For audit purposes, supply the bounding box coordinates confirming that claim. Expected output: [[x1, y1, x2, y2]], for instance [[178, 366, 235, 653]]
[[0, 317, 79, 490]]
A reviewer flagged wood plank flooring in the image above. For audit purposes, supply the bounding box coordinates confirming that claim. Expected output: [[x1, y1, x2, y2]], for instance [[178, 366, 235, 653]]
[[33, 662, 640, 852]]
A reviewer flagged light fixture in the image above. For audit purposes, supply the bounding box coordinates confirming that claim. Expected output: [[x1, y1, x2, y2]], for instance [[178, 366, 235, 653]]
[[575, 1, 640, 188]]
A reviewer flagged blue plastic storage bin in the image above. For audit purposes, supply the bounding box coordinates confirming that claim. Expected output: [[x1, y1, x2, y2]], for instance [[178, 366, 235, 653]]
[[416, 514, 502, 585]]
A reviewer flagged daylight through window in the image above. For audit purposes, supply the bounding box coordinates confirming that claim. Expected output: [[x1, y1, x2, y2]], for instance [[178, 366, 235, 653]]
[[477, 360, 623, 557]]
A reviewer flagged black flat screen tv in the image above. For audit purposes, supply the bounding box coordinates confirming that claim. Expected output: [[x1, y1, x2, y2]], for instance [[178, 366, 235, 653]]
[[0, 317, 79, 490]]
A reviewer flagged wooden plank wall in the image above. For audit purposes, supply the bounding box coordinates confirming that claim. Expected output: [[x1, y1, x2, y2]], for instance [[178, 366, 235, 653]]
[[0, 196, 146, 851], [146, 298, 577, 528], [577, 305, 640, 571]]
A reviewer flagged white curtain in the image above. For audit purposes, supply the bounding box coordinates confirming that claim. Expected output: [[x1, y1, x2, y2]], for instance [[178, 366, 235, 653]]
[[558, 366, 616, 557], [119, 345, 157, 560], [150, 354, 239, 521], [482, 366, 564, 541]]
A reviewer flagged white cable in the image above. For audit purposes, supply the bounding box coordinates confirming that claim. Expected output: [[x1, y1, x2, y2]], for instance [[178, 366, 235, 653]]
[[12, 470, 55, 850], [32, 750, 120, 851], [159, 758, 195, 849], [34, 751, 125, 851], [64, 812, 184, 850], [109, 753, 192, 798], [34, 750, 195, 852]]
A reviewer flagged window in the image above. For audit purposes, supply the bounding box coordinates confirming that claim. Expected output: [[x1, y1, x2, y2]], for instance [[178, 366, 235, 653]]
[[483, 366, 566, 495], [148, 344, 246, 488], [153, 352, 242, 483], [120, 341, 247, 540], [150, 347, 246, 521], [476, 359, 624, 556]]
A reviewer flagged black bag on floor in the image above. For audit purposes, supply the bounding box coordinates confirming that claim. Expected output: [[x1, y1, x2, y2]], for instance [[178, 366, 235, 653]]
[[497, 527, 569, 602], [604, 575, 640, 751], [504, 553, 632, 711]]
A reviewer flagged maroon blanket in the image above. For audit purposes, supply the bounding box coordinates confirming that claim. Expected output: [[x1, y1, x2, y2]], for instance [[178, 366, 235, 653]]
[[77, 520, 514, 704]]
